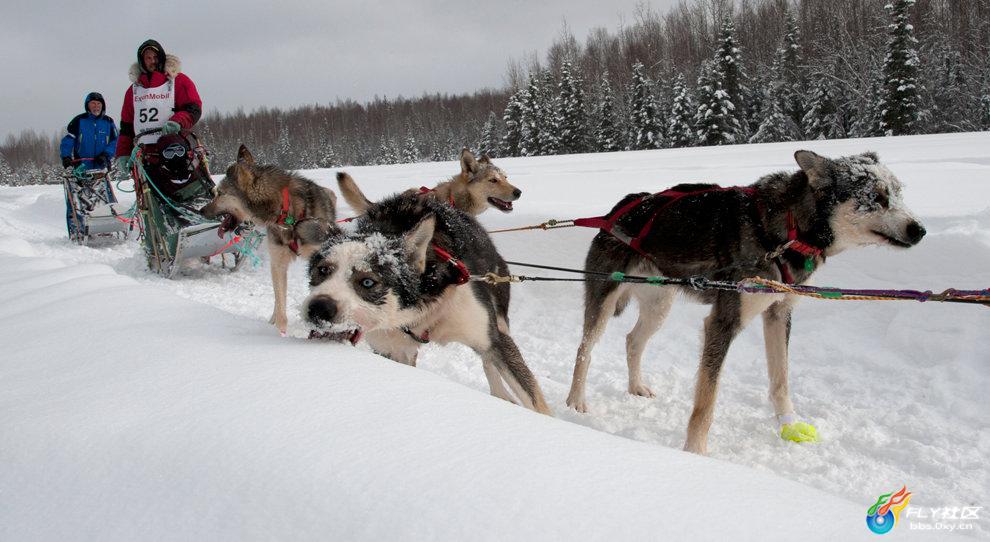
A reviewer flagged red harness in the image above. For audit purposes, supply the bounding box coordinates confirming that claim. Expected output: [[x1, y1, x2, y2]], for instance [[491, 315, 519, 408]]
[[573, 186, 821, 284], [419, 186, 456, 207], [276, 186, 305, 254], [431, 243, 470, 285]]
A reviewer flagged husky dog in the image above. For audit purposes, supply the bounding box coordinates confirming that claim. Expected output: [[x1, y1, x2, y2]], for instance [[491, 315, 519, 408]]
[[303, 193, 551, 415], [201, 145, 337, 335], [337, 148, 522, 216], [566, 150, 925, 454]]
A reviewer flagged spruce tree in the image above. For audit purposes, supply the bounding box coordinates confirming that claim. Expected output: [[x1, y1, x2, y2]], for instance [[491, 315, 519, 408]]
[[667, 73, 696, 148], [802, 74, 844, 140], [501, 90, 524, 157], [694, 60, 742, 146], [557, 61, 590, 154], [777, 12, 806, 135], [478, 111, 501, 158], [713, 17, 749, 138], [538, 70, 561, 155], [878, 0, 921, 135], [275, 116, 294, 168], [751, 57, 801, 143], [401, 130, 420, 163], [595, 73, 623, 152], [519, 74, 542, 157], [629, 61, 664, 150], [377, 136, 398, 165], [0, 152, 15, 186], [981, 89, 990, 130]]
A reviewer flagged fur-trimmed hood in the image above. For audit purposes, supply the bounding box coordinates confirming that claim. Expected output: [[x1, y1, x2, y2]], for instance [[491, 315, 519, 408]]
[[129, 54, 181, 83]]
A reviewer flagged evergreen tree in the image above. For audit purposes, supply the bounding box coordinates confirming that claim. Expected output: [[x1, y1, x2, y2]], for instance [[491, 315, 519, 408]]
[[713, 17, 750, 137], [927, 46, 967, 132], [853, 77, 884, 137], [557, 60, 591, 154], [595, 73, 623, 152], [317, 134, 340, 168], [777, 11, 806, 135], [501, 90, 524, 157], [519, 74, 541, 156], [401, 130, 420, 163], [478, 111, 501, 158], [750, 57, 801, 143], [537, 70, 561, 155], [275, 116, 295, 169], [667, 73, 696, 148], [878, 0, 922, 135], [0, 152, 15, 186], [628, 61, 664, 150], [802, 74, 844, 140], [981, 88, 990, 130], [694, 60, 742, 146], [377, 136, 399, 165]]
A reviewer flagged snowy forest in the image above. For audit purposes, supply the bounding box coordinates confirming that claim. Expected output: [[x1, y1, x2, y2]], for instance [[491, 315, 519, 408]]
[[2, 0, 989, 185]]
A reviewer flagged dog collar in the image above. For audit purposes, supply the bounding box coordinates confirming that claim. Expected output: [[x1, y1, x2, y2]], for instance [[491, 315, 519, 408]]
[[419, 186, 455, 207], [770, 211, 824, 283], [277, 186, 304, 226]]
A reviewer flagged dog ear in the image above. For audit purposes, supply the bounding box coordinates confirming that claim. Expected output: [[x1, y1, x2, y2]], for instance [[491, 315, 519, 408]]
[[230, 162, 255, 193], [237, 144, 256, 166], [479, 154, 492, 164], [460, 148, 479, 176], [794, 150, 830, 188], [403, 214, 436, 274]]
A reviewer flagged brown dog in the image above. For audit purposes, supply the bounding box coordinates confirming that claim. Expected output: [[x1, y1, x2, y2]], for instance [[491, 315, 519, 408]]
[[201, 145, 337, 335], [337, 148, 522, 216]]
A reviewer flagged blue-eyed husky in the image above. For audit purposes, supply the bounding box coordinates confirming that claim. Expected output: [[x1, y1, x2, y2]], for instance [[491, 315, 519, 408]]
[[303, 192, 551, 415]]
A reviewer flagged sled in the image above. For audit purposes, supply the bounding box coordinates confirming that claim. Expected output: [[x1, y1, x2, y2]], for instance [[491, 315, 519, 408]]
[[63, 167, 132, 244], [132, 130, 259, 278]]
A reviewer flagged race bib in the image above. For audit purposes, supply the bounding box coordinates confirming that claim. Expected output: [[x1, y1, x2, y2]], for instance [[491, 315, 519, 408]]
[[133, 80, 175, 145]]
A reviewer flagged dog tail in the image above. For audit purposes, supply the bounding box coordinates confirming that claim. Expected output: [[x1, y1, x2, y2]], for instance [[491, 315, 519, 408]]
[[337, 172, 372, 214]]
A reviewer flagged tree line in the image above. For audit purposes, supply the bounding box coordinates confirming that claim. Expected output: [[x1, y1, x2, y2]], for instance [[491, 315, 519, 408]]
[[2, 0, 988, 185]]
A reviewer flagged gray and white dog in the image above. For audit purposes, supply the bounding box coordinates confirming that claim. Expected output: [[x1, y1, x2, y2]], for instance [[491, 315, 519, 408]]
[[566, 150, 925, 454], [304, 192, 552, 415]]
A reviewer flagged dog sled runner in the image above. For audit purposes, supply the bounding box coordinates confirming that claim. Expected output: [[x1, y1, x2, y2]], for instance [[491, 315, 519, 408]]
[[63, 165, 133, 244], [131, 129, 258, 277]]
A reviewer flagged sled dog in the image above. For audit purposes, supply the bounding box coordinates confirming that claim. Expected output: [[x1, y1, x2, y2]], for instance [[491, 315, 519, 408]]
[[337, 148, 521, 216], [201, 145, 337, 335], [303, 192, 551, 415], [566, 150, 925, 454]]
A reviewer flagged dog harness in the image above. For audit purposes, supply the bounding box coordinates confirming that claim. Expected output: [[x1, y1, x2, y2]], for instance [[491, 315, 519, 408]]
[[418, 186, 456, 207], [573, 185, 822, 284], [398, 243, 471, 345], [276, 186, 305, 254]]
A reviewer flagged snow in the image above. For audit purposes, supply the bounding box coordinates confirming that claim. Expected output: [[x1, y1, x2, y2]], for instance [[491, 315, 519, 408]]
[[2, 133, 988, 539]]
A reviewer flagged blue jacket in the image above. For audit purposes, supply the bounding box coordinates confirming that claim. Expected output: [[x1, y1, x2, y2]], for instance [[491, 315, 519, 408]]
[[60, 92, 118, 168]]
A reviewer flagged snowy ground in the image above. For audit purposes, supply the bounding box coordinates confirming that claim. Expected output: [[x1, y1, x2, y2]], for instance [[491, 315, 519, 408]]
[[1, 133, 987, 540]]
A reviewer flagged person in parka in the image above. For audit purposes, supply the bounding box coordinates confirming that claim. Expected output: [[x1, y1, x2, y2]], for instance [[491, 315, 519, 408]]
[[60, 92, 118, 170], [114, 39, 202, 171], [60, 92, 119, 235]]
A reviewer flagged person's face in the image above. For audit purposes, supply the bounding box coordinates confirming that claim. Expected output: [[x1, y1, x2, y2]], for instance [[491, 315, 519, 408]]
[[142, 48, 158, 71], [87, 100, 102, 116]]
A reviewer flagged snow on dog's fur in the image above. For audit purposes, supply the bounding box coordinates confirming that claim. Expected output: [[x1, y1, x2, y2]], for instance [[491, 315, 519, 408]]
[[567, 150, 925, 455], [304, 193, 551, 415]]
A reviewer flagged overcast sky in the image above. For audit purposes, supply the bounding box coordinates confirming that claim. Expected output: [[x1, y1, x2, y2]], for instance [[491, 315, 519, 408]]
[[1, 0, 679, 140]]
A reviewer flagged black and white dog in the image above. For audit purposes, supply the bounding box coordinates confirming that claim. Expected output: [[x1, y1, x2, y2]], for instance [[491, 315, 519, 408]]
[[304, 193, 552, 415], [566, 150, 925, 454]]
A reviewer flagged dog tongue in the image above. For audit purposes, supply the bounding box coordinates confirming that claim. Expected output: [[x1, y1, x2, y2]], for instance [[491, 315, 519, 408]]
[[217, 214, 237, 237]]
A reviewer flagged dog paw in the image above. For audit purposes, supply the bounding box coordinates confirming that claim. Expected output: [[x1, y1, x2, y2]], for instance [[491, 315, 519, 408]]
[[628, 383, 655, 398], [565, 396, 589, 413], [780, 421, 819, 443]]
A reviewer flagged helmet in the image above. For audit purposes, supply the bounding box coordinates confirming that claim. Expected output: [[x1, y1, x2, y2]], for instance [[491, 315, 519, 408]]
[[157, 134, 192, 179]]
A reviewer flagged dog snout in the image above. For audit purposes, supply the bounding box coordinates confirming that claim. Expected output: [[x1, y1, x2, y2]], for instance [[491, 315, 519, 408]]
[[200, 201, 218, 219], [905, 221, 926, 245], [512, 188, 522, 199], [306, 295, 338, 326]]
